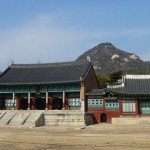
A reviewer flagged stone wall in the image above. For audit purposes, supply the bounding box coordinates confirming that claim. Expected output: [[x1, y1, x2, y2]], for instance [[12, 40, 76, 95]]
[[34, 111, 45, 127], [112, 116, 150, 125], [44, 110, 93, 126], [0, 110, 94, 127]]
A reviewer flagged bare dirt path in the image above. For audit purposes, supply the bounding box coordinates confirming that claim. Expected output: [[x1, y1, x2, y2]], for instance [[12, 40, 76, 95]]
[[0, 124, 150, 150]]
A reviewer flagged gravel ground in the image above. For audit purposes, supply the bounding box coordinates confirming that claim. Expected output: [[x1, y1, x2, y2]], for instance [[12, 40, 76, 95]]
[[0, 124, 150, 150]]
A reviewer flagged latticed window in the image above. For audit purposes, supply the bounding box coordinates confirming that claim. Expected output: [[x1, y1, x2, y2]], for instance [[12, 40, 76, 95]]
[[5, 99, 12, 107], [5, 99, 16, 107], [105, 100, 119, 109], [139, 100, 150, 114], [88, 99, 103, 108], [123, 101, 136, 112], [68, 98, 81, 106]]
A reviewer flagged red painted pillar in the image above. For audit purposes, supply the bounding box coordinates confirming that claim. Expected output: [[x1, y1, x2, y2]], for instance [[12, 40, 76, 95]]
[[135, 99, 139, 115], [17, 98, 20, 110], [65, 97, 68, 110], [31, 98, 35, 110], [49, 97, 52, 110], [119, 99, 123, 116]]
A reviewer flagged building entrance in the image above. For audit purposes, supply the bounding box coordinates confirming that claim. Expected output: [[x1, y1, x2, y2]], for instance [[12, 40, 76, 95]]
[[101, 113, 107, 123], [20, 99, 28, 110], [35, 98, 46, 110], [52, 98, 62, 110]]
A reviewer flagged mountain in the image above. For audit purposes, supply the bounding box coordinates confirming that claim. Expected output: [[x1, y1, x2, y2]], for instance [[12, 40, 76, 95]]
[[76, 42, 150, 74]]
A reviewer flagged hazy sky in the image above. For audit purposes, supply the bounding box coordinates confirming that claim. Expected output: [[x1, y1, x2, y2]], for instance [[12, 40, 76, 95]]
[[0, 0, 150, 70]]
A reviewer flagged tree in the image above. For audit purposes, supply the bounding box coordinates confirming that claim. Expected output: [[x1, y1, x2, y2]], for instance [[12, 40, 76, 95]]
[[96, 74, 110, 89], [109, 71, 123, 84]]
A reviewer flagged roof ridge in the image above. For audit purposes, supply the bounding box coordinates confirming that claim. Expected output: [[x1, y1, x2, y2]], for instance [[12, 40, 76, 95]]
[[125, 74, 150, 79], [10, 60, 90, 68]]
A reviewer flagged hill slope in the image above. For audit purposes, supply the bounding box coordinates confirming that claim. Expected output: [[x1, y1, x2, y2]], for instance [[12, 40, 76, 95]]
[[76, 42, 150, 74]]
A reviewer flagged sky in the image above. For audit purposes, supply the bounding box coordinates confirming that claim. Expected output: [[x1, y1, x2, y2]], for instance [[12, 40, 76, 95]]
[[0, 0, 150, 70]]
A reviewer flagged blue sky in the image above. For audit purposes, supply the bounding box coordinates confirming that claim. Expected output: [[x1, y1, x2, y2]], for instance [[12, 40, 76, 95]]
[[0, 0, 150, 70]]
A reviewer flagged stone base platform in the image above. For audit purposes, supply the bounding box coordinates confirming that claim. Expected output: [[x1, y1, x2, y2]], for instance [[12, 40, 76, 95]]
[[112, 116, 150, 125], [0, 110, 94, 128], [44, 110, 93, 126]]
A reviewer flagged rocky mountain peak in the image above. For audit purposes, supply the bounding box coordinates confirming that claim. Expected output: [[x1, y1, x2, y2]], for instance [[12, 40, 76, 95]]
[[76, 42, 150, 74]]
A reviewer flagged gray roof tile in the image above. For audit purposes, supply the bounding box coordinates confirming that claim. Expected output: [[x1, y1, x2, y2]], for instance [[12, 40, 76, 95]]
[[86, 89, 106, 96], [0, 61, 91, 85], [109, 78, 150, 95]]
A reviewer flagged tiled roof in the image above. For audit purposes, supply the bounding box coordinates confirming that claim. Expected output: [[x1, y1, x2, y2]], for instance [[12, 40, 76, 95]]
[[108, 78, 150, 95], [0, 61, 92, 85], [86, 89, 106, 96]]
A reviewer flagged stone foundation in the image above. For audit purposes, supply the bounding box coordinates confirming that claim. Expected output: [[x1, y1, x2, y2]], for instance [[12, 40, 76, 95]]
[[44, 110, 93, 126], [112, 116, 150, 125], [0, 110, 94, 127]]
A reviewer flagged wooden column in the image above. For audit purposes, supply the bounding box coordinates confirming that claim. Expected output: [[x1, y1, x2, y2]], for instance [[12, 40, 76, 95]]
[[49, 97, 52, 110], [17, 98, 20, 110], [12, 92, 15, 110], [65, 93, 68, 110], [135, 99, 139, 115], [31, 98, 35, 110], [119, 99, 123, 116], [80, 81, 85, 112], [28, 92, 30, 110], [45, 91, 48, 110], [62, 90, 65, 110]]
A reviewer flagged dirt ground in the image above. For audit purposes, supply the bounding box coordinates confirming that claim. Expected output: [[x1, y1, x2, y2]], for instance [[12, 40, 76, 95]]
[[0, 124, 150, 150]]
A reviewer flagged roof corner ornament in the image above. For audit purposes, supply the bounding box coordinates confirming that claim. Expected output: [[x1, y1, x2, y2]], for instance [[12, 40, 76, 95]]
[[80, 77, 83, 81], [87, 56, 91, 62], [9, 59, 14, 66], [122, 82, 125, 87]]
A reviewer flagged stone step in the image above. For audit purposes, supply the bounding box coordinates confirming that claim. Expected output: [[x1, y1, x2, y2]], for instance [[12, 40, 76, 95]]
[[23, 111, 44, 127], [0, 112, 16, 125], [25, 113, 38, 121], [8, 113, 30, 126]]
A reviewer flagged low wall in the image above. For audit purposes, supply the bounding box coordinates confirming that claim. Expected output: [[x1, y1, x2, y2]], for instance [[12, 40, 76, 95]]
[[0, 110, 94, 127], [112, 116, 150, 125], [44, 110, 93, 126]]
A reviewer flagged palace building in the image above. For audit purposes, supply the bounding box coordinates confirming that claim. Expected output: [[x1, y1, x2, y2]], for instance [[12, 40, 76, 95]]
[[0, 60, 150, 126], [0, 61, 98, 111], [86, 75, 150, 123]]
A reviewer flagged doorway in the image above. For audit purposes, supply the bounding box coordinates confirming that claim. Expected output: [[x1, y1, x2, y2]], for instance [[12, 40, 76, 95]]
[[52, 98, 62, 110], [20, 99, 28, 110], [101, 113, 107, 123], [35, 98, 46, 110]]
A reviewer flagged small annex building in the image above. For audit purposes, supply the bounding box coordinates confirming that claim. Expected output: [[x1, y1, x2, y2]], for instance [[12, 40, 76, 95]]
[[86, 75, 150, 124], [0, 61, 98, 111]]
